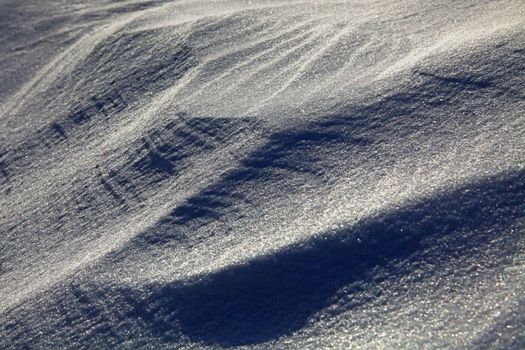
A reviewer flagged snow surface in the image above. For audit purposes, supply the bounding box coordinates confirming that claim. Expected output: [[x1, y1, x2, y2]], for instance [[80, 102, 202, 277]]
[[0, 0, 524, 348]]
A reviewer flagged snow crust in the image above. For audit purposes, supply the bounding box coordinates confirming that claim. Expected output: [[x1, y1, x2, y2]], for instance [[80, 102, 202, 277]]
[[0, 0, 524, 348]]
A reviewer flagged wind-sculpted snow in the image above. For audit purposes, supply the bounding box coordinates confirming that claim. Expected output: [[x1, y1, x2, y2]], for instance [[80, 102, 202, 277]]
[[0, 0, 524, 349], [2, 169, 524, 348]]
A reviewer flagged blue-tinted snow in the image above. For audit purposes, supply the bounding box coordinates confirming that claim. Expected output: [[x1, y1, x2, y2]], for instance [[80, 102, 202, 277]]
[[0, 0, 524, 348]]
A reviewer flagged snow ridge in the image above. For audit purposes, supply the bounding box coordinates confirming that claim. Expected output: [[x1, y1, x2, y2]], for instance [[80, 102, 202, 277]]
[[0, 0, 524, 348]]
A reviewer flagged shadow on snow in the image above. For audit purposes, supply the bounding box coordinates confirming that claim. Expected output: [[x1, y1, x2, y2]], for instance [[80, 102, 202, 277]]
[[124, 169, 524, 347]]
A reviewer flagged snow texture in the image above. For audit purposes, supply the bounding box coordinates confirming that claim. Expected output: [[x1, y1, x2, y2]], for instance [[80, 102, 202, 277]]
[[0, 0, 524, 348]]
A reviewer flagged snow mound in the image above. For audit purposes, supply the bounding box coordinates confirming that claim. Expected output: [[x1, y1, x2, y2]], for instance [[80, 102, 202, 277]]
[[0, 0, 524, 348]]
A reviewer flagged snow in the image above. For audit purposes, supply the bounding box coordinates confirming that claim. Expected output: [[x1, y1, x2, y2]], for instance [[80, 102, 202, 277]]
[[0, 0, 524, 348]]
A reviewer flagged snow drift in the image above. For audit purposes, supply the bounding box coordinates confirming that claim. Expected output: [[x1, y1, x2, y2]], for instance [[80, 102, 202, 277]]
[[0, 0, 524, 348]]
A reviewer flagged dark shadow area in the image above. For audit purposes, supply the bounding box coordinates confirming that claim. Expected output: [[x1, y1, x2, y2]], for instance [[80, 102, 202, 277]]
[[1, 25, 525, 350], [86, 115, 258, 213], [134, 114, 374, 245], [416, 71, 493, 89], [123, 169, 524, 347], [134, 150, 175, 175], [0, 151, 8, 183], [132, 47, 523, 243], [126, 116, 258, 182]]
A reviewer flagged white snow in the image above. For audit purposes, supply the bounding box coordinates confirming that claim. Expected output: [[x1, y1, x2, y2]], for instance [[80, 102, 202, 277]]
[[0, 0, 524, 348]]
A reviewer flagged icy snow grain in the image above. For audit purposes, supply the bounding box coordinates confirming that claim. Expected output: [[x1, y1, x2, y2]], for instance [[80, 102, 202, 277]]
[[0, 0, 524, 349]]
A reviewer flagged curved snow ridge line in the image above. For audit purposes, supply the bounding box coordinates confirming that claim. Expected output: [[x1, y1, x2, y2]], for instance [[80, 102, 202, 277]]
[[0, 75, 199, 232], [0, 120, 269, 314], [127, 169, 525, 347], [300, 23, 523, 110], [1, 35, 195, 169], [0, 20, 128, 119], [138, 9, 331, 110], [179, 19, 322, 103], [71, 0, 168, 17], [0, 0, 521, 337], [208, 29, 327, 105], [0, 28, 199, 216], [376, 20, 525, 83], [0, 1, 171, 138], [96, 32, 525, 285], [278, 21, 525, 120], [0, 36, 204, 256], [244, 22, 357, 116], [1, 24, 523, 312], [2, 168, 523, 348], [169, 2, 524, 120]]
